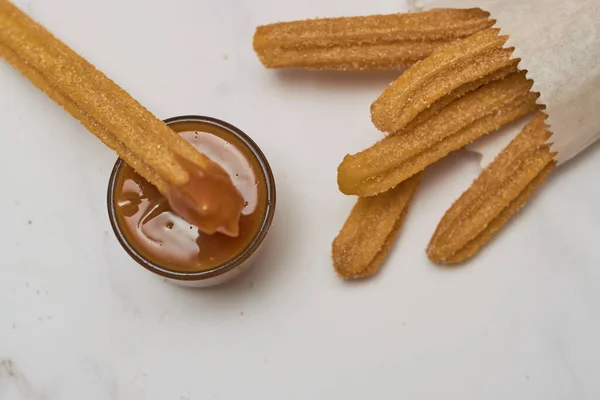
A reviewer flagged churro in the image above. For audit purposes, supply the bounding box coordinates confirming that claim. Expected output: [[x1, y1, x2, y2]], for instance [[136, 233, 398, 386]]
[[253, 9, 494, 70], [0, 0, 244, 236], [332, 174, 421, 279], [0, 43, 164, 192], [427, 112, 556, 264], [371, 28, 518, 134], [333, 26, 548, 267], [338, 71, 541, 196]]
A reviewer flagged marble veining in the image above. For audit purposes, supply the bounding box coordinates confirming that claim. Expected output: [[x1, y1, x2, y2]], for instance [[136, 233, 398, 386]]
[[0, 359, 47, 400]]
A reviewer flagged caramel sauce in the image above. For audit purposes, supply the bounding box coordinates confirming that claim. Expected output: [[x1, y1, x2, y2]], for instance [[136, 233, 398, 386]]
[[113, 121, 268, 272], [166, 155, 244, 237]]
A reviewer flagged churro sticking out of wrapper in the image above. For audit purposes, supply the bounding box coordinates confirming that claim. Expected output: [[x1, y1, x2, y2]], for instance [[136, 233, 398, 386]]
[[340, 71, 541, 197], [415, 0, 600, 165], [428, 112, 556, 264], [412, 0, 600, 263], [333, 0, 598, 267]]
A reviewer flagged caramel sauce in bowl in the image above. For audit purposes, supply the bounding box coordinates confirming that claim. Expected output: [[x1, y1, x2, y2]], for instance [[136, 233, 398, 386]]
[[107, 116, 276, 287]]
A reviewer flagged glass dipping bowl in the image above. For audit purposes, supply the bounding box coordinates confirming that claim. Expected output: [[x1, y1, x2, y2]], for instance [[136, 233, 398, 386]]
[[107, 115, 276, 287]]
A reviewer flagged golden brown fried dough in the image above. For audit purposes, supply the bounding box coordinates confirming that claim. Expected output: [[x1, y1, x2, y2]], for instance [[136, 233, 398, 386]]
[[338, 71, 541, 196], [427, 112, 556, 264], [371, 28, 518, 134], [0, 0, 244, 235], [332, 174, 421, 279], [401, 63, 518, 133], [254, 9, 494, 70], [0, 43, 166, 193]]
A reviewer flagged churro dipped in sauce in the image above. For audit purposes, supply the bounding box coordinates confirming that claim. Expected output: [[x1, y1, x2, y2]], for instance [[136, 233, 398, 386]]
[[166, 155, 244, 237], [113, 120, 268, 272], [0, 0, 247, 237]]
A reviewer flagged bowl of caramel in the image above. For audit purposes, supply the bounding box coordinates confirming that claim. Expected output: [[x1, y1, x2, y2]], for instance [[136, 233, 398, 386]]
[[107, 116, 276, 287]]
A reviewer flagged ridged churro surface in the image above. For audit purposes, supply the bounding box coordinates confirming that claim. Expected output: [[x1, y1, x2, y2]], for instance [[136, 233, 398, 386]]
[[0, 2, 192, 183], [427, 112, 556, 264], [371, 28, 517, 134], [0, 43, 167, 193], [0, 0, 244, 236], [338, 72, 540, 196], [400, 63, 518, 133], [332, 174, 420, 279], [254, 9, 494, 70]]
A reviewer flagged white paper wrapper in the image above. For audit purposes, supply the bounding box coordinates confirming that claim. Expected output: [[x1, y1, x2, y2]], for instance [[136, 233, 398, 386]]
[[412, 0, 600, 167]]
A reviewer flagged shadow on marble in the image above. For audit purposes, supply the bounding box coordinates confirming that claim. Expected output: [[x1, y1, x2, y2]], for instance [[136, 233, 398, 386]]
[[172, 195, 295, 298]]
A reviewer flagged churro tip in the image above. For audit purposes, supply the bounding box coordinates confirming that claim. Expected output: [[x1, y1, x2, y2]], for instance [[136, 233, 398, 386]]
[[332, 174, 420, 279], [336, 158, 357, 195]]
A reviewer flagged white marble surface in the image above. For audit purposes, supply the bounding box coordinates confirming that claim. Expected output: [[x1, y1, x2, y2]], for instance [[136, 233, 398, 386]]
[[1, 0, 600, 399]]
